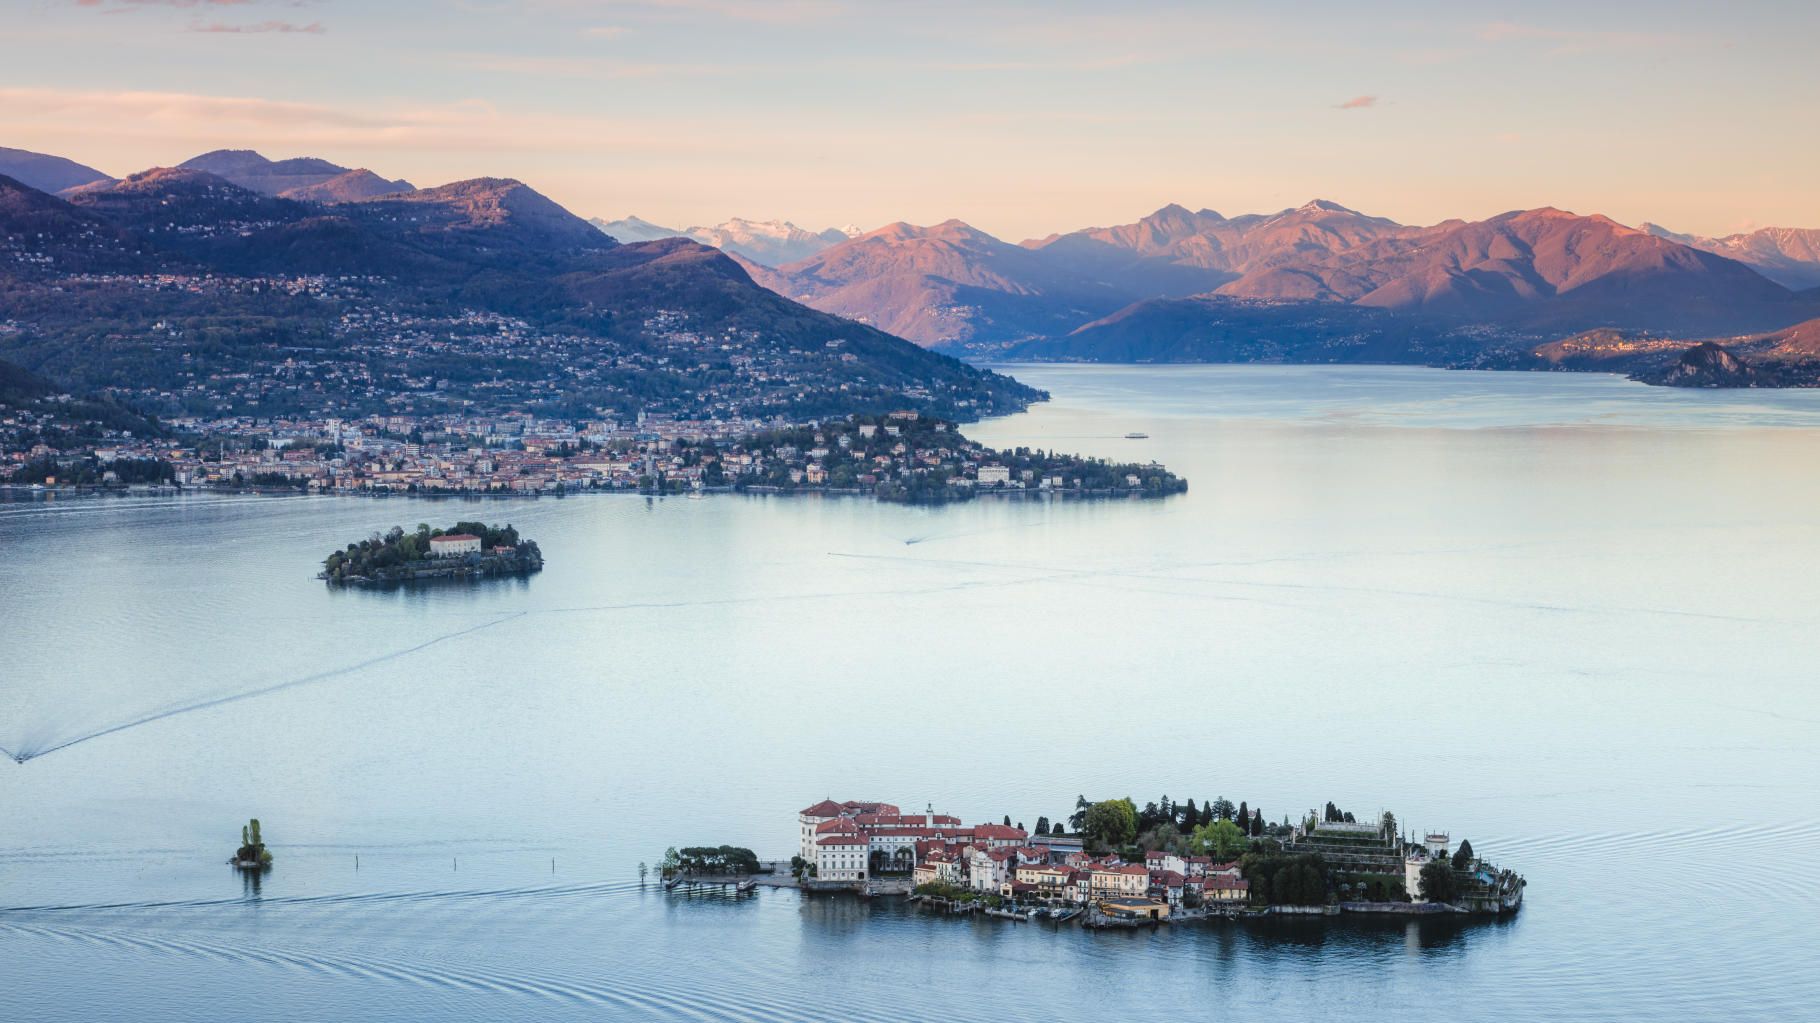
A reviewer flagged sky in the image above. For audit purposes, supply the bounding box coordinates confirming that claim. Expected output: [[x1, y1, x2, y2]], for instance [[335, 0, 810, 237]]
[[2, 0, 1816, 240]]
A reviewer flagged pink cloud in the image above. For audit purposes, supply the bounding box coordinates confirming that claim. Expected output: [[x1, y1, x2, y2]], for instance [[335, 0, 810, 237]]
[[190, 20, 325, 33], [1336, 95, 1376, 110]]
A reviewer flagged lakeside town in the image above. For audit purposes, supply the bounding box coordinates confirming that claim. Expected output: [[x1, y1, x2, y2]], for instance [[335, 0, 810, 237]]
[[659, 796, 1524, 927], [2, 407, 1185, 504]]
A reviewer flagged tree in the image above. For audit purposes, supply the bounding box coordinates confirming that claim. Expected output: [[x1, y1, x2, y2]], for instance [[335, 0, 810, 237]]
[[1003, 814, 1012, 827], [1083, 798, 1138, 851], [1192, 818, 1248, 860], [1211, 798, 1235, 821], [638, 862, 648, 885], [1236, 801, 1249, 835], [1270, 861, 1326, 905], [1180, 798, 1198, 829], [1452, 839, 1474, 871], [1138, 823, 1185, 855], [234, 817, 272, 868], [1069, 795, 1089, 833], [661, 847, 682, 876], [1140, 801, 1161, 832], [1381, 811, 1398, 840], [1034, 816, 1050, 836], [1418, 860, 1457, 903]]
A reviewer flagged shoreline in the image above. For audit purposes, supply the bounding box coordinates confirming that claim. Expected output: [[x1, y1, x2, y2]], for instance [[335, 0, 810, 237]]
[[0, 482, 1182, 505]]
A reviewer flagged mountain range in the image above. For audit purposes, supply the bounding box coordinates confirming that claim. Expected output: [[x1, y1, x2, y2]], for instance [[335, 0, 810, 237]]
[[733, 201, 1820, 359], [590, 216, 859, 266], [0, 148, 1036, 427], [1642, 223, 1820, 291], [6, 142, 1820, 394]]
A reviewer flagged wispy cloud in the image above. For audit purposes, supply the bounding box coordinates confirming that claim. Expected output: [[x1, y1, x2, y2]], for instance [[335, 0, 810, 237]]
[[1477, 21, 1686, 55], [75, 0, 256, 8], [551, 0, 845, 24], [1336, 95, 1376, 110], [191, 20, 324, 33], [0, 86, 758, 159], [455, 52, 748, 79]]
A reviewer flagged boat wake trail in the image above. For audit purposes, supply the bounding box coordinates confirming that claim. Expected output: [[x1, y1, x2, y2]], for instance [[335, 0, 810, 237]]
[[4, 612, 526, 765]]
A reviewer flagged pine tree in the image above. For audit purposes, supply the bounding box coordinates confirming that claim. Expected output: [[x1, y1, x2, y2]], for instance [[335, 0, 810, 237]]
[[1182, 798, 1198, 829], [1452, 839, 1474, 870], [1035, 816, 1050, 836]]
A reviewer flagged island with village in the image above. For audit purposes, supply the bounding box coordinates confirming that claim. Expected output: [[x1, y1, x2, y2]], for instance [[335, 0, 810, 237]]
[[659, 795, 1523, 929], [318, 522, 542, 587]]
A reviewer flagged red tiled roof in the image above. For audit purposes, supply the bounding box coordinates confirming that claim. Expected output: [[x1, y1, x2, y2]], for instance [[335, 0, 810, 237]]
[[817, 836, 867, 847], [431, 533, 480, 543], [800, 799, 846, 817], [972, 824, 1027, 840]]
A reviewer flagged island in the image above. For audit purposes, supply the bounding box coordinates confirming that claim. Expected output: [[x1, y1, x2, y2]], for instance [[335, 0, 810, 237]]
[[231, 817, 272, 872], [660, 795, 1525, 928], [320, 522, 543, 587]]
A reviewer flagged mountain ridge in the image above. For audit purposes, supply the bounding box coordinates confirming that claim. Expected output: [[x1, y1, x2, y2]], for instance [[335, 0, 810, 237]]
[[178, 149, 413, 200], [0, 146, 114, 195], [591, 215, 860, 266]]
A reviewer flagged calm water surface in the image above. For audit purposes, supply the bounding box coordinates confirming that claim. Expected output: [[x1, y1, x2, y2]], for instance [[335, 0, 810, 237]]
[[3, 366, 1818, 1021]]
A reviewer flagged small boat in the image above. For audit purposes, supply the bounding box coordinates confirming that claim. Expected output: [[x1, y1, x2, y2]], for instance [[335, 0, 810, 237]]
[[736, 879, 757, 894], [1124, 432, 1149, 439], [663, 875, 682, 890]]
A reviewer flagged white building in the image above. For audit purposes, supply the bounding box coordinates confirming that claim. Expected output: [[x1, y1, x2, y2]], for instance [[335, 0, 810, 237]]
[[428, 533, 482, 557], [798, 799, 849, 862], [968, 847, 1015, 892], [976, 464, 1011, 485], [1406, 832, 1452, 902], [815, 835, 869, 881]]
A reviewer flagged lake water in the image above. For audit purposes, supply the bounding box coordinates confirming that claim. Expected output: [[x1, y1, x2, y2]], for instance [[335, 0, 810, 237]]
[[3, 365, 1819, 1022]]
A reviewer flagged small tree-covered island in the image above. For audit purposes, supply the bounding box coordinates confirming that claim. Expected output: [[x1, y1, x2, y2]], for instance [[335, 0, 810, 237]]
[[230, 818, 272, 872], [665, 795, 1523, 929], [320, 522, 543, 587]]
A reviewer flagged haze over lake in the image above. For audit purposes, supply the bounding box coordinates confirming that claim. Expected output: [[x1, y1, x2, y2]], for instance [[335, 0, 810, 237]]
[[4, 365, 1818, 1022]]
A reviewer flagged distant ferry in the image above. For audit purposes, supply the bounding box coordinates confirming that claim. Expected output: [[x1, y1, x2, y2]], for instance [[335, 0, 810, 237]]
[[1124, 432, 1149, 439]]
